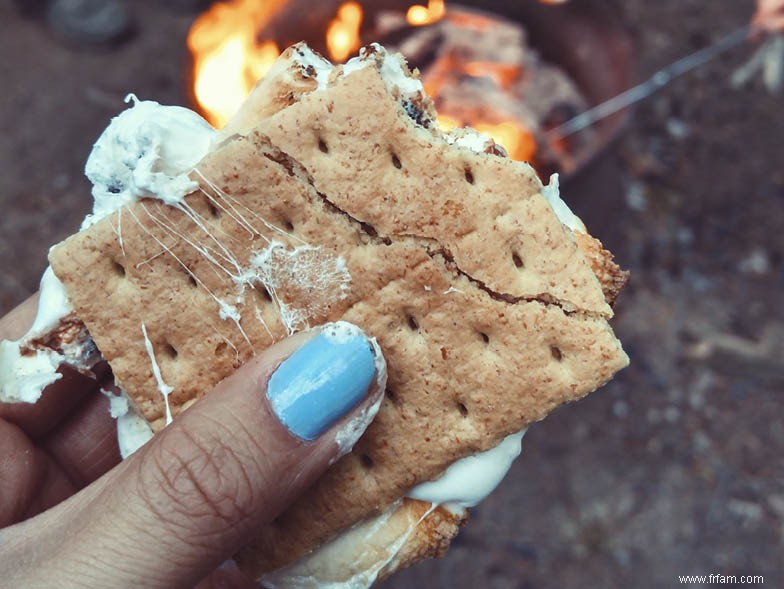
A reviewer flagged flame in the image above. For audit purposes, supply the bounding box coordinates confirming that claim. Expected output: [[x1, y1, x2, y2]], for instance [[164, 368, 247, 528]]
[[326, 1, 363, 63], [406, 0, 446, 26], [187, 0, 284, 127], [189, 0, 538, 163], [474, 121, 536, 161]]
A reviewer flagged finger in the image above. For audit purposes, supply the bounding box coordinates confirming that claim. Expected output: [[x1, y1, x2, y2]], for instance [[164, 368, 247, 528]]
[[22, 322, 385, 589], [0, 293, 39, 341], [754, 4, 784, 32], [0, 420, 77, 528], [41, 391, 121, 488], [0, 374, 119, 526]]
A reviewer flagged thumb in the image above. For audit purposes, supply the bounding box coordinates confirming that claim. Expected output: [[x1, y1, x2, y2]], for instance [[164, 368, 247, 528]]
[[38, 322, 383, 588]]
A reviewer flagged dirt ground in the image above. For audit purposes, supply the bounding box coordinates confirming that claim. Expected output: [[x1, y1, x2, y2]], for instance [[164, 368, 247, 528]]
[[1, 0, 782, 587]]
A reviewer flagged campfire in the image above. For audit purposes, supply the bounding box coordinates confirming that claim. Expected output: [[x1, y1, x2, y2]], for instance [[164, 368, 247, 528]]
[[187, 0, 594, 173]]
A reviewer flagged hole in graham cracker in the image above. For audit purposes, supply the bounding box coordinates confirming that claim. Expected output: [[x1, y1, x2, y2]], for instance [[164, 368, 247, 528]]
[[512, 252, 525, 269], [255, 285, 273, 303], [282, 218, 295, 232], [207, 201, 221, 219], [186, 273, 198, 288], [110, 260, 126, 278], [406, 314, 419, 331], [318, 138, 329, 154], [385, 388, 396, 402], [391, 153, 402, 169], [464, 167, 475, 184], [162, 342, 178, 360], [214, 342, 227, 357], [457, 401, 469, 417], [479, 331, 490, 344], [360, 454, 374, 469], [550, 345, 563, 362]]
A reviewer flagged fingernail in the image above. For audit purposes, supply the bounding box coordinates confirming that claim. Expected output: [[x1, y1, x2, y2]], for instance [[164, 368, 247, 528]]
[[267, 322, 377, 441]]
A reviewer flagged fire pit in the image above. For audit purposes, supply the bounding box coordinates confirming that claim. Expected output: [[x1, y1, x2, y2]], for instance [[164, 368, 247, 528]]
[[187, 0, 634, 179]]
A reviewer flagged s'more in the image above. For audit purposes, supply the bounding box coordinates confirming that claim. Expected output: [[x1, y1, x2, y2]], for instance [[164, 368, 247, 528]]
[[1, 43, 628, 587]]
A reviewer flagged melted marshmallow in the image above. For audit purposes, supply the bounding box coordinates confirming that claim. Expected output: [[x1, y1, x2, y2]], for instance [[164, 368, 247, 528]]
[[292, 42, 417, 92], [0, 342, 63, 404], [109, 387, 155, 458], [541, 174, 585, 232], [117, 410, 155, 458], [100, 386, 154, 458], [407, 430, 526, 511], [342, 44, 424, 97], [0, 267, 74, 403], [83, 94, 215, 228], [27, 266, 75, 338], [239, 242, 352, 335], [292, 44, 333, 89], [444, 127, 497, 153], [140, 322, 174, 425]]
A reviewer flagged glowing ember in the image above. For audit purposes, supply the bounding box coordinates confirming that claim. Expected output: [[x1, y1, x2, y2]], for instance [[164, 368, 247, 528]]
[[326, 2, 364, 62], [406, 0, 445, 26]]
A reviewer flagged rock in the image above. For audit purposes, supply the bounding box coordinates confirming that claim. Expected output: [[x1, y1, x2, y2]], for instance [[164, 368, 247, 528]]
[[46, 0, 132, 46]]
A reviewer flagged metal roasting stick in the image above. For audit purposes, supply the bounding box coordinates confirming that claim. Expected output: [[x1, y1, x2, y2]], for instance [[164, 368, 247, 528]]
[[545, 24, 752, 141]]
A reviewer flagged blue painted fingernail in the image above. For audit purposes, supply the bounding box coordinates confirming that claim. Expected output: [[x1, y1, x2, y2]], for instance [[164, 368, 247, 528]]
[[267, 322, 377, 441]]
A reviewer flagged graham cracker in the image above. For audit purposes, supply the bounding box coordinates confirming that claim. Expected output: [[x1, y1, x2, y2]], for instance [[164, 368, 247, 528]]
[[261, 499, 463, 586], [235, 56, 613, 319], [218, 44, 325, 141], [374, 502, 465, 582], [48, 51, 628, 581], [573, 232, 629, 305]]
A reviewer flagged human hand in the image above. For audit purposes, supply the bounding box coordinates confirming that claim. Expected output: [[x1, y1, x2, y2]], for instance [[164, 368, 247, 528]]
[[0, 296, 385, 588], [0, 295, 120, 528], [734, 1, 784, 94], [753, 0, 784, 35]]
